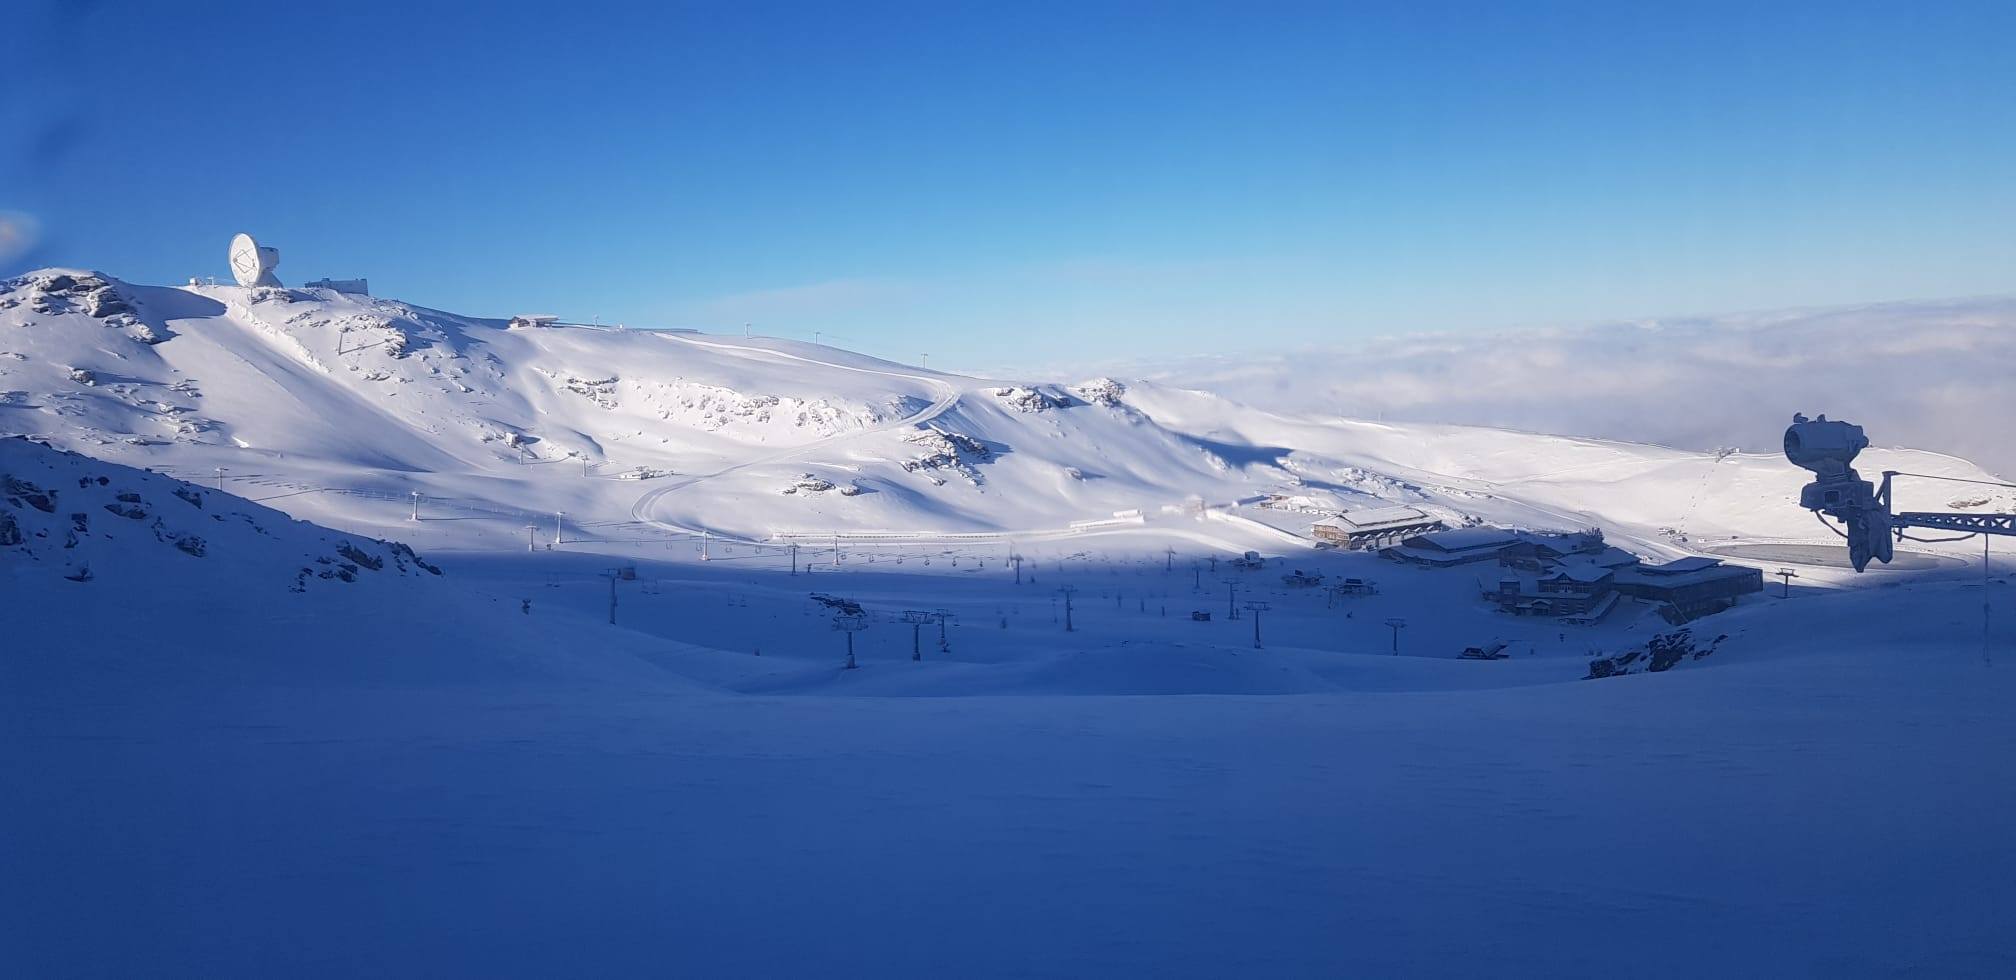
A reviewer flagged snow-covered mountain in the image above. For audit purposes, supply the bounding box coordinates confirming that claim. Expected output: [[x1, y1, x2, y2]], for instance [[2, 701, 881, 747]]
[[2, 269, 2009, 564], [10, 270, 2016, 979]]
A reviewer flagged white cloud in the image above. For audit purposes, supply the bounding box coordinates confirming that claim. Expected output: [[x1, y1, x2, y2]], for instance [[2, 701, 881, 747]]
[[1131, 295, 2016, 479]]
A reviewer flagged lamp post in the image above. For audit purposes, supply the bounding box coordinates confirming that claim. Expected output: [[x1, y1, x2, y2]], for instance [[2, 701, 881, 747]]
[[1057, 586, 1078, 632]]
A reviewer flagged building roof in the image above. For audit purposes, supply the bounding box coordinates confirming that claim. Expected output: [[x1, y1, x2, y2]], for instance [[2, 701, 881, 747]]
[[1586, 546, 1643, 568], [1410, 527, 1521, 553], [1616, 561, 1759, 589], [1544, 562, 1615, 583], [1315, 505, 1436, 533], [1638, 556, 1723, 576]]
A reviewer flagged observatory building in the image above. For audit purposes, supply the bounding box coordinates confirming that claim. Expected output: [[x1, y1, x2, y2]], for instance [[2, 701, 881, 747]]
[[304, 277, 370, 296], [227, 233, 369, 295]]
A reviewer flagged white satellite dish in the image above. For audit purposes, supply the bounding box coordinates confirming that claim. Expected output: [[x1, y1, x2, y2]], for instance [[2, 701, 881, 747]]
[[227, 232, 282, 288]]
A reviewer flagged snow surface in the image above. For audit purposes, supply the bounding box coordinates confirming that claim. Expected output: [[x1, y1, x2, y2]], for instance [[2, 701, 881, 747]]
[[6, 271, 2016, 976]]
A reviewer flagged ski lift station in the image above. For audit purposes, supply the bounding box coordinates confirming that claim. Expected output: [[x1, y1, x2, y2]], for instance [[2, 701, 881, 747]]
[[1311, 505, 1446, 549]]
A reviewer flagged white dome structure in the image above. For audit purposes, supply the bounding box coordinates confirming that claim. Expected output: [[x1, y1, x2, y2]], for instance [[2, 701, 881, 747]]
[[227, 232, 282, 288]]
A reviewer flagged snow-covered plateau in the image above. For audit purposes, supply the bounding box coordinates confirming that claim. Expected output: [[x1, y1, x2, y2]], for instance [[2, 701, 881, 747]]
[[5, 270, 2013, 978]]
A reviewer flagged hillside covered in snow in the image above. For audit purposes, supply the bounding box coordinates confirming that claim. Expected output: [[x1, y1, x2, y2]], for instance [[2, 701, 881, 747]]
[[3, 269, 2009, 568], [8, 269, 2016, 978]]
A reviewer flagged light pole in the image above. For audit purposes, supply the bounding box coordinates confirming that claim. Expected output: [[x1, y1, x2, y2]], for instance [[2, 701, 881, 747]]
[[215, 467, 226, 491], [1244, 600, 1271, 648], [1225, 581, 1240, 620], [1385, 617, 1407, 656], [524, 525, 539, 552], [935, 609, 953, 652], [410, 491, 421, 521], [1058, 586, 1078, 632]]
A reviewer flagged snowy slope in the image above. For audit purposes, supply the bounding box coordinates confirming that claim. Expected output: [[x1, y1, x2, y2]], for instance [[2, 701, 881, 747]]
[[3, 269, 2009, 568], [8, 274, 2016, 978], [1, 435, 441, 594]]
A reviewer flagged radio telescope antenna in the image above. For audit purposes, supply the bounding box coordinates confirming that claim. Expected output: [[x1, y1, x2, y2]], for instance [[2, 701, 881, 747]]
[[227, 233, 282, 288]]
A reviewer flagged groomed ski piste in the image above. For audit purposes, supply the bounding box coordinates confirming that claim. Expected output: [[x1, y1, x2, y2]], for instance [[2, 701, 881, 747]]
[[5, 270, 2014, 977]]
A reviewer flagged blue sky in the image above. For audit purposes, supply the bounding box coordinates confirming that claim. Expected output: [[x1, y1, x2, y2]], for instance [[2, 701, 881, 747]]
[[8, 0, 2014, 370]]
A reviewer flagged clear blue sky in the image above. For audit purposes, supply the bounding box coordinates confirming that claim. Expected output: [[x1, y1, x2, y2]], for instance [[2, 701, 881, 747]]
[[8, 0, 2014, 370]]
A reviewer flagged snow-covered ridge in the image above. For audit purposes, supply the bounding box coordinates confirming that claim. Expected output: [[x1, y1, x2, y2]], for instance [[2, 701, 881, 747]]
[[2, 270, 2009, 561], [1, 435, 440, 593]]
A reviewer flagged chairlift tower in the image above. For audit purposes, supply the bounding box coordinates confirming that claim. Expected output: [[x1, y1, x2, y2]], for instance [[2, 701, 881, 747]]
[[599, 567, 624, 625], [901, 610, 933, 661], [1243, 600, 1271, 648], [833, 613, 869, 669], [1384, 617, 1407, 656]]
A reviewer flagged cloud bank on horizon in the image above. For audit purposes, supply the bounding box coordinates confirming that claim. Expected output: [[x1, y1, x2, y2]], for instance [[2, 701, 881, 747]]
[[1132, 295, 2016, 479]]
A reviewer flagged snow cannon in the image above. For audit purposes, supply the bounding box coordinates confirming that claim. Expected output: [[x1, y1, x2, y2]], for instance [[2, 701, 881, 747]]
[[1783, 415, 1866, 479], [1784, 414, 1891, 571]]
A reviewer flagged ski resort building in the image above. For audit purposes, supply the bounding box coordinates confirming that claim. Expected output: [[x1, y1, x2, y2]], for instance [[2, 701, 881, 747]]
[[1613, 558, 1763, 623], [1311, 505, 1445, 549], [1407, 524, 1768, 625], [1380, 527, 1523, 566], [1483, 564, 1619, 619], [1496, 530, 1610, 570]]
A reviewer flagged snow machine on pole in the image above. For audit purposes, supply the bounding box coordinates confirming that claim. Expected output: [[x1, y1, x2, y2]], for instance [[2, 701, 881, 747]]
[[1786, 414, 2016, 571]]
